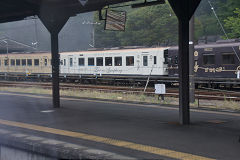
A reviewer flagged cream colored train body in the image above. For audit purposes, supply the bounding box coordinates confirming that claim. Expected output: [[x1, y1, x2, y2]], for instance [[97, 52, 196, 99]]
[[0, 53, 51, 75], [60, 47, 169, 76]]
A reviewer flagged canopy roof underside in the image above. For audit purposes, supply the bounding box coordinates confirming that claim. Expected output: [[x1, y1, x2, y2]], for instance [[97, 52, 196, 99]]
[[0, 0, 134, 23]]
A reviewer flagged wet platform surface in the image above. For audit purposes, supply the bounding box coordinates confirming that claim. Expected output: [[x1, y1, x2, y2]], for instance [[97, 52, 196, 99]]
[[0, 91, 239, 160]]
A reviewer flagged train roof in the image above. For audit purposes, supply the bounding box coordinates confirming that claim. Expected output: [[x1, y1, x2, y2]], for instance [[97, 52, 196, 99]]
[[169, 41, 240, 50], [0, 52, 50, 56], [0, 47, 169, 57], [60, 47, 169, 55]]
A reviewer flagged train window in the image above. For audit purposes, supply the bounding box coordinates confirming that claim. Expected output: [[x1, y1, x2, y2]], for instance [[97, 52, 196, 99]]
[[222, 53, 235, 65], [143, 56, 148, 66], [174, 56, 178, 64], [27, 59, 32, 66], [164, 50, 168, 64], [126, 56, 134, 66], [96, 57, 103, 66], [11, 59, 15, 66], [69, 58, 73, 67], [105, 57, 112, 66], [0, 60, 1, 66], [34, 59, 39, 66], [22, 59, 26, 66], [78, 58, 84, 66], [64, 59, 66, 66], [88, 58, 94, 66], [114, 57, 122, 66], [168, 57, 172, 64], [4, 59, 8, 66], [154, 56, 157, 64], [203, 54, 215, 65], [16, 59, 20, 66], [44, 59, 47, 66]]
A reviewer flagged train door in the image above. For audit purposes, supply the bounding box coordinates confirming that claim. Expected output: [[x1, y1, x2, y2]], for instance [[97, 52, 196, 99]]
[[4, 58, 9, 73], [141, 54, 149, 75], [142, 54, 149, 67], [68, 55, 73, 73], [43, 56, 48, 71]]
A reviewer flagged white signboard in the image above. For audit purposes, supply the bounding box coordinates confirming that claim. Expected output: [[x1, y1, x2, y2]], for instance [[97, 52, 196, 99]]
[[155, 84, 166, 94], [79, 0, 88, 6], [237, 71, 240, 79], [105, 10, 126, 31]]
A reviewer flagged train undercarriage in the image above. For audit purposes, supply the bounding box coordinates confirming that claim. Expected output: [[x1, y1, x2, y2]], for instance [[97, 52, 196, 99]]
[[1, 72, 240, 90]]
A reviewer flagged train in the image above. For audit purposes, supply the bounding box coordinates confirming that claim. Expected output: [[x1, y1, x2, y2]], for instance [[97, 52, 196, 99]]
[[168, 40, 240, 88], [168, 40, 240, 78], [0, 47, 169, 85], [60, 47, 168, 77], [0, 40, 240, 87]]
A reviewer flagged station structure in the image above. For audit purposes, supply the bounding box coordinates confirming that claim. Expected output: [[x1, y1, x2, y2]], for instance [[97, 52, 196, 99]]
[[0, 0, 201, 125]]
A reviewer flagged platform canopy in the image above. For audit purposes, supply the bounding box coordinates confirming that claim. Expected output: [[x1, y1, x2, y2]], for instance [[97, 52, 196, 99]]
[[0, 0, 135, 23]]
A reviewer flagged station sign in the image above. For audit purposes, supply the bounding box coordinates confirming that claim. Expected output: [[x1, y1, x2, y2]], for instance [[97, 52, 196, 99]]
[[155, 84, 166, 95], [105, 10, 126, 31]]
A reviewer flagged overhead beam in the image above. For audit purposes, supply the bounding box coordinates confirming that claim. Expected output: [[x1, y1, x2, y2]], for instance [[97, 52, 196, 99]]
[[168, 0, 201, 125], [0, 11, 36, 23], [0, 0, 136, 24]]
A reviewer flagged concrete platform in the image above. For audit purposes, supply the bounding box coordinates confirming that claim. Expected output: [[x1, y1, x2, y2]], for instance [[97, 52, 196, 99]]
[[0, 91, 239, 160], [0, 128, 133, 160]]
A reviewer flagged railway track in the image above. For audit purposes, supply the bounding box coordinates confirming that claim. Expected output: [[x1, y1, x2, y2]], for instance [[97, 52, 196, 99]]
[[0, 81, 240, 101]]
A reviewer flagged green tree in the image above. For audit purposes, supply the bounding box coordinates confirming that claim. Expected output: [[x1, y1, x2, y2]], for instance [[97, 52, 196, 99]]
[[94, 0, 240, 48], [117, 4, 178, 46], [224, 8, 240, 39], [194, 0, 240, 40], [95, 3, 178, 48]]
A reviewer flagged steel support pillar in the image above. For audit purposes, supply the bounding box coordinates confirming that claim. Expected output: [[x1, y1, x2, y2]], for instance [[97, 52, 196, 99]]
[[189, 16, 195, 103], [168, 0, 201, 124], [178, 18, 190, 124], [51, 33, 60, 108], [38, 8, 70, 108]]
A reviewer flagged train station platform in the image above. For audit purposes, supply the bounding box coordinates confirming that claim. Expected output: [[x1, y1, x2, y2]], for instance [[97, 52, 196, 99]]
[[0, 91, 239, 160]]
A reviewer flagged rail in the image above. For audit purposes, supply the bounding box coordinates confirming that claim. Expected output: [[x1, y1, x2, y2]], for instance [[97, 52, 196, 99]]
[[0, 81, 240, 101]]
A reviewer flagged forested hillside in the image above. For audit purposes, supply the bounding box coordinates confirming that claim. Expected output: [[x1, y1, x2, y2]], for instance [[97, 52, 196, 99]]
[[94, 0, 240, 48]]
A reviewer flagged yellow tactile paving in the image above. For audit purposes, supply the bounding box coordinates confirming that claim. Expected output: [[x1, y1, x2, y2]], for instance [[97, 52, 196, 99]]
[[0, 119, 216, 160], [207, 120, 227, 124]]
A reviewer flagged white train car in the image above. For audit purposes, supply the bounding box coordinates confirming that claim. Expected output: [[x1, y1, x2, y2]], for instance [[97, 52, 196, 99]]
[[59, 47, 169, 77]]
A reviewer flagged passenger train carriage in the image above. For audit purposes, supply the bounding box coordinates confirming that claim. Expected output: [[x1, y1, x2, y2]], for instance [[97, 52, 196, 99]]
[[0, 52, 51, 75], [168, 41, 240, 79], [60, 48, 168, 77]]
